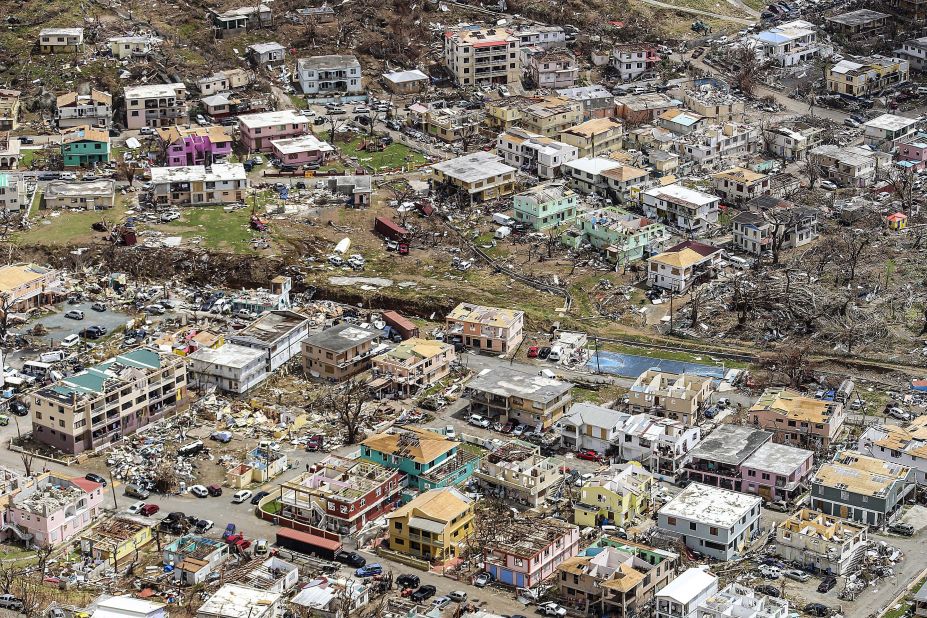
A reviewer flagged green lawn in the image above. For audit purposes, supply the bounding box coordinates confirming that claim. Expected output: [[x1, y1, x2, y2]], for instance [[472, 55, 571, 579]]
[[337, 136, 426, 172], [289, 95, 308, 110], [18, 149, 37, 169], [15, 201, 129, 245], [161, 206, 267, 253]]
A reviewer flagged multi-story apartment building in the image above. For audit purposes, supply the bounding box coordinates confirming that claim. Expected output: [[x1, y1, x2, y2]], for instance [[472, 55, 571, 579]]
[[431, 151, 517, 203], [558, 541, 678, 616], [42, 179, 115, 210], [808, 144, 883, 187], [497, 127, 578, 178], [678, 123, 758, 165], [156, 125, 233, 167], [0, 174, 25, 213], [811, 450, 915, 526], [655, 568, 719, 618], [486, 519, 579, 588], [897, 37, 927, 72], [238, 110, 309, 153], [188, 343, 267, 394], [371, 338, 456, 396], [301, 322, 379, 381], [107, 35, 161, 59], [297, 55, 363, 95], [642, 185, 720, 236], [611, 43, 660, 81], [512, 182, 579, 231], [657, 483, 761, 560], [524, 48, 578, 88], [124, 83, 188, 130], [61, 126, 110, 167], [386, 488, 474, 561], [574, 462, 653, 527], [360, 426, 479, 491], [682, 87, 745, 121], [149, 163, 247, 206], [444, 27, 520, 87], [750, 387, 845, 450], [473, 439, 563, 508], [225, 310, 308, 374], [731, 204, 818, 256], [827, 56, 910, 97], [826, 9, 890, 40], [859, 416, 927, 486], [515, 25, 567, 49], [646, 240, 722, 293], [763, 123, 824, 161], [754, 20, 819, 67], [424, 106, 484, 143], [710, 167, 771, 205], [562, 206, 666, 264], [276, 455, 404, 535], [6, 474, 104, 547], [615, 92, 679, 123], [740, 441, 815, 503], [628, 370, 713, 426], [561, 157, 648, 203], [612, 413, 702, 481], [55, 90, 112, 129], [560, 117, 623, 159], [775, 509, 868, 575], [557, 403, 630, 454], [445, 302, 523, 354], [39, 28, 84, 53], [486, 96, 583, 136], [863, 113, 918, 152], [464, 367, 572, 431], [30, 348, 187, 455], [0, 263, 62, 311], [0, 90, 21, 131], [700, 584, 790, 618], [557, 85, 616, 120]]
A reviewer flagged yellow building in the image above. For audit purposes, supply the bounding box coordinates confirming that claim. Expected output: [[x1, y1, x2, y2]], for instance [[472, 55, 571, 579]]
[[574, 462, 653, 527], [486, 96, 582, 136], [827, 56, 910, 97], [559, 117, 624, 159], [80, 517, 153, 567], [386, 487, 474, 562]]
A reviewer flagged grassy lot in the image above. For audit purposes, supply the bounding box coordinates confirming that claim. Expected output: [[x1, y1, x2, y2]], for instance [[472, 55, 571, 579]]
[[159, 206, 267, 253], [15, 202, 130, 246], [18, 149, 37, 169], [289, 95, 308, 110], [337, 136, 426, 171], [884, 575, 927, 618]]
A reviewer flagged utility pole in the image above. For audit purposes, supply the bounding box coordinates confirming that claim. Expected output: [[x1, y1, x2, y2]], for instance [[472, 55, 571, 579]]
[[108, 467, 118, 511]]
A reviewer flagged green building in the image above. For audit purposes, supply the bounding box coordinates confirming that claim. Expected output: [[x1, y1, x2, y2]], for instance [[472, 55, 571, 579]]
[[61, 125, 110, 167], [359, 426, 480, 492], [562, 206, 667, 264], [513, 182, 579, 231]]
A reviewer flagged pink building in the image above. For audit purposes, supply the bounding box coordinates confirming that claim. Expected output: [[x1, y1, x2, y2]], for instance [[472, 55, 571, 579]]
[[270, 134, 334, 166], [486, 520, 579, 588], [898, 135, 927, 170], [156, 126, 234, 167], [5, 475, 104, 547], [739, 442, 814, 502], [238, 110, 310, 153]]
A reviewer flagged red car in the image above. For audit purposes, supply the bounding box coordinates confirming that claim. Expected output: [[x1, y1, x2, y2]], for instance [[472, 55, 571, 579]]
[[225, 533, 244, 545], [140, 504, 160, 517], [235, 539, 252, 551], [576, 449, 602, 462], [501, 421, 515, 434], [527, 346, 539, 358]]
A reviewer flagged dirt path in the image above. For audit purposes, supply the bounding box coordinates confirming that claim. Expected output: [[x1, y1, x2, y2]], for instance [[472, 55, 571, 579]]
[[636, 0, 757, 24]]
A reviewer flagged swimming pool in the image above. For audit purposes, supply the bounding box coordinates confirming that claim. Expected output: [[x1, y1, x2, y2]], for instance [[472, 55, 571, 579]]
[[586, 350, 728, 379]]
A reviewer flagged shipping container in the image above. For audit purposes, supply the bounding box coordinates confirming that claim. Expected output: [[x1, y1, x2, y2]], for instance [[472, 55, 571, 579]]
[[374, 216, 409, 241], [276, 527, 342, 560], [382, 310, 419, 340]]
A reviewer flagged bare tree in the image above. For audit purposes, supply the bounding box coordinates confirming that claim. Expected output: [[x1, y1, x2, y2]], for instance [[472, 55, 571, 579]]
[[466, 497, 515, 573], [729, 45, 765, 98], [837, 227, 872, 286], [322, 378, 371, 445], [881, 165, 916, 213], [117, 161, 142, 186], [800, 156, 823, 190]]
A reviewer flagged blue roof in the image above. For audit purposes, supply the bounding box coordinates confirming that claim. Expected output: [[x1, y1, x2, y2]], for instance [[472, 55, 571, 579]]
[[674, 114, 701, 127], [757, 31, 790, 43]]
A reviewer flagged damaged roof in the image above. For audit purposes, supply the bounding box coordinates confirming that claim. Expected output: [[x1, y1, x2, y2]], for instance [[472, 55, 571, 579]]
[[465, 366, 572, 404], [689, 424, 771, 466]]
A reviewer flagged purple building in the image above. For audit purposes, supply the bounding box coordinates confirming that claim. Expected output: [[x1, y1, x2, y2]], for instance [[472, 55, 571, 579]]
[[155, 126, 233, 167]]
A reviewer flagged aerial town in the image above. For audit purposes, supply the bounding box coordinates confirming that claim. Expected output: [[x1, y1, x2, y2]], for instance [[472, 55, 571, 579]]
[[1, 0, 927, 616]]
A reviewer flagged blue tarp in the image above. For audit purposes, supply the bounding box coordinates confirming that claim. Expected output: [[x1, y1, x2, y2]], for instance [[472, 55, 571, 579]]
[[586, 350, 728, 379]]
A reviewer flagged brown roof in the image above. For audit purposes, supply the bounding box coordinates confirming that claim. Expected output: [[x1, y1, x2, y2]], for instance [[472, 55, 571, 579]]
[[362, 426, 456, 464], [665, 240, 719, 257], [156, 125, 233, 144], [61, 125, 109, 144]]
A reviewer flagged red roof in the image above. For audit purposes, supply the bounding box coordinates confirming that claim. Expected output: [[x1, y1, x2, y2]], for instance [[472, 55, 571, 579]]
[[887, 212, 907, 222], [72, 477, 102, 493], [277, 527, 342, 551], [666, 240, 719, 257]]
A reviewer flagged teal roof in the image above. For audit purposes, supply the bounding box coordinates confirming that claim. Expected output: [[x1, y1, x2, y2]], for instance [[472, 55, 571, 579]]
[[56, 348, 164, 396]]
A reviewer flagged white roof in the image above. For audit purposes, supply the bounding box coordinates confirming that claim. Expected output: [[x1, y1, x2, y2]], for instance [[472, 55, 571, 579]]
[[189, 343, 264, 369], [657, 568, 718, 604], [830, 59, 865, 75], [383, 69, 429, 84], [124, 83, 185, 99], [41, 28, 84, 36], [270, 134, 334, 155], [93, 595, 166, 618], [644, 183, 718, 206], [149, 163, 246, 184], [202, 94, 231, 106], [864, 113, 917, 132], [659, 483, 761, 527], [196, 584, 281, 618], [249, 42, 285, 54], [563, 157, 620, 176], [562, 402, 629, 430], [431, 151, 516, 183], [238, 110, 307, 129]]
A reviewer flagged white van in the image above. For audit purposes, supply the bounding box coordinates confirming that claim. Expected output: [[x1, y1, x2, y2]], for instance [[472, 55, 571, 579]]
[[61, 334, 80, 348], [547, 346, 563, 362], [40, 350, 66, 363], [232, 490, 253, 504], [494, 226, 511, 240], [492, 213, 515, 227], [727, 255, 752, 270]]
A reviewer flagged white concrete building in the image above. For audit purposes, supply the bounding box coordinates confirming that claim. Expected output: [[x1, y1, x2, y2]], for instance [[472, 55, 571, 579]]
[[124, 83, 188, 130], [754, 20, 819, 67], [897, 37, 927, 72], [611, 43, 660, 81], [248, 42, 286, 66], [496, 127, 578, 178], [808, 145, 883, 188], [863, 114, 918, 152], [562, 157, 648, 203], [647, 240, 722, 293], [56, 90, 112, 129], [444, 27, 521, 87], [657, 483, 761, 561], [775, 508, 868, 575], [196, 584, 281, 618], [227, 310, 310, 373], [655, 568, 719, 618], [0, 174, 25, 213], [699, 584, 789, 618], [472, 439, 563, 507], [108, 35, 162, 59], [556, 402, 630, 454], [149, 163, 248, 206], [515, 25, 566, 49], [298, 55, 363, 96], [188, 343, 267, 394], [613, 414, 702, 481], [642, 184, 720, 235]]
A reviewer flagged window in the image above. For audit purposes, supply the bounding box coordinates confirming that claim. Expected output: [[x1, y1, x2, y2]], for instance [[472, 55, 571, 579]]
[[689, 522, 696, 531], [710, 527, 718, 536]]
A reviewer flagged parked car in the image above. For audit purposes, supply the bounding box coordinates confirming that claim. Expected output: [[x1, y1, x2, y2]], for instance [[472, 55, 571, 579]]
[[804, 603, 830, 617], [61, 333, 80, 348], [232, 490, 253, 504], [756, 585, 780, 597], [474, 572, 491, 587], [144, 304, 165, 315], [82, 325, 106, 339], [140, 503, 160, 516], [468, 414, 490, 428], [758, 565, 781, 579], [196, 519, 214, 533], [124, 483, 150, 499], [189, 485, 209, 498], [448, 590, 467, 603], [817, 576, 837, 593], [127, 501, 146, 515], [576, 449, 601, 462], [305, 434, 324, 451], [0, 594, 24, 610], [888, 522, 915, 536], [334, 551, 366, 567], [431, 596, 451, 610], [538, 602, 567, 617], [85, 472, 107, 487], [250, 490, 270, 505], [784, 569, 810, 582], [396, 574, 420, 589], [410, 585, 436, 602], [538, 346, 551, 359], [355, 563, 383, 577], [207, 484, 223, 497], [65, 310, 84, 320], [766, 500, 790, 512], [820, 180, 837, 191], [91, 302, 106, 312], [527, 345, 539, 358]]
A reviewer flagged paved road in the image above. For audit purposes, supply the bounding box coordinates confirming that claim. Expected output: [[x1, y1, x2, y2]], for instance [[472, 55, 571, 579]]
[[638, 0, 756, 23]]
